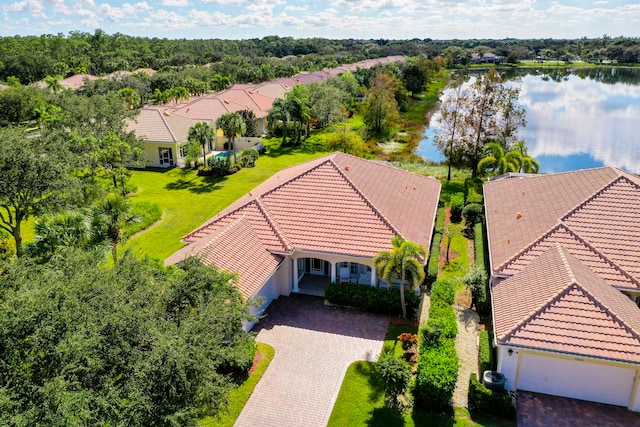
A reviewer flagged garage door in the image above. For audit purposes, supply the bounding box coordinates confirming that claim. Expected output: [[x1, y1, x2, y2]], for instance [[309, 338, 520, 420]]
[[517, 353, 635, 407]]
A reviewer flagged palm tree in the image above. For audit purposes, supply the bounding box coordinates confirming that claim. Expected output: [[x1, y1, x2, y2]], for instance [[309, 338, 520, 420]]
[[374, 236, 427, 318], [267, 98, 290, 144], [118, 88, 141, 110], [188, 122, 215, 164], [511, 141, 541, 173], [211, 74, 232, 92], [91, 194, 138, 264], [44, 75, 64, 93], [477, 142, 522, 176], [216, 112, 246, 164], [30, 211, 92, 259]]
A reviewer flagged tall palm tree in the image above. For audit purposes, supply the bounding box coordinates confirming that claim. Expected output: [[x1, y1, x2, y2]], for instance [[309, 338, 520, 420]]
[[374, 236, 427, 318], [216, 112, 246, 164], [118, 88, 141, 110], [44, 75, 64, 94], [188, 122, 215, 164], [91, 194, 138, 265]]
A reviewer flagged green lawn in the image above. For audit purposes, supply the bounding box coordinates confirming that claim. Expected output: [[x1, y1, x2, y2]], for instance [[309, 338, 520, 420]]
[[124, 146, 327, 260], [198, 342, 275, 427], [328, 360, 515, 427]]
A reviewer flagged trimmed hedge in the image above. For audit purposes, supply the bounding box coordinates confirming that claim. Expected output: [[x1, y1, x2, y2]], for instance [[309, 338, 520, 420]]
[[430, 279, 456, 306], [426, 232, 441, 286], [473, 222, 491, 315], [462, 203, 484, 227], [435, 207, 446, 234], [468, 373, 515, 418], [450, 192, 464, 222], [414, 340, 459, 410], [478, 330, 494, 373], [414, 278, 459, 410], [325, 282, 420, 318]]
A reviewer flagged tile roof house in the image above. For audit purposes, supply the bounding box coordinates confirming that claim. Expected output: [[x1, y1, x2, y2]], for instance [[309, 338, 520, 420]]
[[484, 167, 640, 410], [165, 152, 441, 330], [127, 56, 406, 167]]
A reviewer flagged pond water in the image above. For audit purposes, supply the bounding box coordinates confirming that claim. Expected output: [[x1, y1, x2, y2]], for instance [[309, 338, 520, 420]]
[[416, 68, 640, 174]]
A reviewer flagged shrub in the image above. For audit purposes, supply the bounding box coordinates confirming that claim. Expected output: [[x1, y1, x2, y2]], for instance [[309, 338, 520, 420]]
[[462, 203, 484, 227], [450, 192, 464, 222], [465, 189, 484, 205], [376, 354, 412, 409], [398, 333, 418, 350], [478, 330, 494, 374], [468, 373, 515, 418], [239, 148, 259, 167], [0, 230, 15, 261], [430, 279, 456, 306], [324, 282, 420, 319], [426, 232, 441, 287], [462, 264, 488, 310], [414, 339, 459, 410], [474, 222, 487, 271], [435, 207, 446, 234]]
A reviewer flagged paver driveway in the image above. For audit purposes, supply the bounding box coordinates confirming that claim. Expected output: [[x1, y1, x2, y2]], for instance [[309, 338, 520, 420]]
[[234, 294, 389, 427]]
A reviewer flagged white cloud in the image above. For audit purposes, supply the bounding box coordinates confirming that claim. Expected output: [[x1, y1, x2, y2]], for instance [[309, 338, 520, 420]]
[[4, 0, 47, 18], [162, 0, 189, 6]]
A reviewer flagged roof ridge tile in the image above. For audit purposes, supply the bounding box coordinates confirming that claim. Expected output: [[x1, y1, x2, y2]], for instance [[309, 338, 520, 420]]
[[560, 175, 636, 222], [254, 197, 291, 252], [327, 156, 402, 240]]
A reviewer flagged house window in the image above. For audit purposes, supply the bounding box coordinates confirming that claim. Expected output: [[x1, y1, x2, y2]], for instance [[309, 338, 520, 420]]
[[159, 147, 174, 166], [311, 258, 323, 273], [350, 263, 358, 275], [179, 145, 187, 158]]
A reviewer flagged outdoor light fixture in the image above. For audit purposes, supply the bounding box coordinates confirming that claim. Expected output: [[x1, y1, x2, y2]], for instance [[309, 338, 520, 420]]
[[508, 349, 514, 356]]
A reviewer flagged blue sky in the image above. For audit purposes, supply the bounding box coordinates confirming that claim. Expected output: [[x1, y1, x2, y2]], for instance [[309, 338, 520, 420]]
[[1, 0, 639, 40]]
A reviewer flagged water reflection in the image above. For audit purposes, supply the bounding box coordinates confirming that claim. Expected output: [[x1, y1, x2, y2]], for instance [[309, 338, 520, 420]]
[[417, 68, 640, 174]]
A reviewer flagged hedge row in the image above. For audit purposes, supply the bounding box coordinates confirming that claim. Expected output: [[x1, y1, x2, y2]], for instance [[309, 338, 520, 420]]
[[468, 373, 515, 418], [478, 330, 494, 374], [324, 282, 420, 319], [426, 207, 446, 286], [473, 222, 491, 315], [414, 279, 459, 410]]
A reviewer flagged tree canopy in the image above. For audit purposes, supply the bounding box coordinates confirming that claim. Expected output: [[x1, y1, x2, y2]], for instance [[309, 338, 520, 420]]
[[0, 251, 256, 426]]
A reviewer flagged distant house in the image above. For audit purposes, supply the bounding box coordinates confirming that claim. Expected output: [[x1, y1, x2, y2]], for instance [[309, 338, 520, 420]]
[[165, 152, 441, 330], [484, 167, 640, 411], [126, 56, 407, 167], [471, 52, 504, 64]]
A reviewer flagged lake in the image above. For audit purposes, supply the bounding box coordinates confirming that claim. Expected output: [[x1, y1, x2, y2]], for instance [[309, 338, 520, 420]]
[[415, 68, 640, 174]]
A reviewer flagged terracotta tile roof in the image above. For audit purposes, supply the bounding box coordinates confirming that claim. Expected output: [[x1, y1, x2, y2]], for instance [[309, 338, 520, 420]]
[[169, 152, 441, 297], [165, 216, 283, 300], [125, 107, 197, 143], [496, 224, 639, 290], [493, 244, 640, 363], [561, 176, 640, 278], [60, 73, 98, 90], [484, 167, 640, 271]]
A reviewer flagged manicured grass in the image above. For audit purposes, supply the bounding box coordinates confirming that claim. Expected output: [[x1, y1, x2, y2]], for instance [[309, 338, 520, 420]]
[[395, 162, 473, 182], [329, 360, 515, 427], [198, 342, 275, 427], [124, 146, 327, 260], [381, 323, 419, 358]]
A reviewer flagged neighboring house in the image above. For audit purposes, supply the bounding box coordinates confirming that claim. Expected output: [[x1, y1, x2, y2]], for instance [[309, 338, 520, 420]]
[[471, 52, 504, 64], [165, 152, 441, 329], [127, 56, 407, 165], [124, 107, 199, 167], [484, 167, 640, 411]]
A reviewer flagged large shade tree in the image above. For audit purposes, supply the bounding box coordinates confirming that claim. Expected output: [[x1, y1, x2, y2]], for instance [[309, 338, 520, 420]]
[[374, 236, 427, 318], [0, 127, 75, 257], [0, 250, 256, 426]]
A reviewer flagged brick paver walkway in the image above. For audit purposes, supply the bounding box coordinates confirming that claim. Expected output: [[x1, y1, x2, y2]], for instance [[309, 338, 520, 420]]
[[517, 391, 640, 427], [234, 294, 389, 427]]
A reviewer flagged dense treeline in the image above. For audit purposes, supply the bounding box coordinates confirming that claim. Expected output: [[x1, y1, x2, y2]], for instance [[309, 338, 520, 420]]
[[1, 31, 639, 85]]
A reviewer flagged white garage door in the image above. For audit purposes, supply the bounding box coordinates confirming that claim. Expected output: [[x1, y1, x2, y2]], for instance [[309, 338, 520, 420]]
[[517, 353, 635, 407]]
